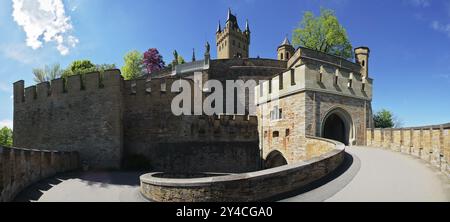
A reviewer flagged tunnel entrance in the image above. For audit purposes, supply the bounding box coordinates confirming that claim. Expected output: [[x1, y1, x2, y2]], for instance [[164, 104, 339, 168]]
[[321, 108, 353, 146], [265, 150, 288, 169]]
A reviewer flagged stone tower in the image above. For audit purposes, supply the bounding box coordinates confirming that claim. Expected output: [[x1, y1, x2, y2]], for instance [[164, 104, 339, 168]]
[[277, 37, 295, 61], [216, 9, 250, 59], [354, 47, 370, 78]]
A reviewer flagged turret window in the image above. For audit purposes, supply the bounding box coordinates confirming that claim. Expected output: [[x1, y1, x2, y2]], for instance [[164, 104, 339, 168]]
[[286, 52, 290, 59], [362, 60, 365, 67], [280, 53, 284, 60]]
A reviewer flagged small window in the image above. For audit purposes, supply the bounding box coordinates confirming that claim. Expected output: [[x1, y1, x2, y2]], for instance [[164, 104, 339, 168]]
[[285, 129, 290, 137], [334, 75, 339, 85], [273, 131, 279, 138], [286, 52, 290, 59], [279, 73, 284, 90], [362, 83, 366, 91], [269, 79, 272, 93], [348, 79, 353, 88], [362, 60, 365, 67], [290, 69, 296, 85], [280, 53, 284, 60]]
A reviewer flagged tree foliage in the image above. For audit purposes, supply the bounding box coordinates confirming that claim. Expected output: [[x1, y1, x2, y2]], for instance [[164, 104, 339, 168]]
[[61, 60, 116, 78], [0, 127, 13, 147], [292, 8, 353, 59], [373, 109, 403, 128], [143, 48, 165, 74], [33, 64, 63, 83], [121, 50, 144, 80]]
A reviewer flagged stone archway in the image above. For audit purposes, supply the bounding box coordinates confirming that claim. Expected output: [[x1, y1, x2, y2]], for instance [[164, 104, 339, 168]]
[[264, 150, 288, 169], [321, 108, 354, 146]]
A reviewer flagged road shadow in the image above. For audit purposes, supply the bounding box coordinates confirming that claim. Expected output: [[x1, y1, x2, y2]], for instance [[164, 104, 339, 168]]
[[265, 152, 358, 202], [14, 171, 145, 202]]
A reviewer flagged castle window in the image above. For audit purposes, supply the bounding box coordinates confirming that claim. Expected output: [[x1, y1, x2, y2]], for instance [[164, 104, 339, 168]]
[[270, 106, 282, 120], [286, 52, 290, 59], [280, 53, 284, 60], [269, 79, 272, 93], [362, 60, 365, 67], [362, 82, 366, 91], [285, 129, 290, 137], [279, 73, 284, 90], [334, 75, 339, 85], [348, 79, 353, 88], [290, 69, 296, 85], [273, 131, 280, 138]]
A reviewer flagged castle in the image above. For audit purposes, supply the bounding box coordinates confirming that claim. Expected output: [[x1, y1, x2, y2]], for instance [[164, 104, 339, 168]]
[[12, 10, 373, 172]]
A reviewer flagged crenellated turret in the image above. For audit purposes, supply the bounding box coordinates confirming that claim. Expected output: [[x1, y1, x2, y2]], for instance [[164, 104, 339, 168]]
[[216, 9, 250, 59]]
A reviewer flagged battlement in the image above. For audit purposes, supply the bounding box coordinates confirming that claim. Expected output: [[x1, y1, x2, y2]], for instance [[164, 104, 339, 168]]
[[216, 27, 250, 44], [256, 57, 373, 104], [14, 69, 122, 104], [287, 47, 363, 74]]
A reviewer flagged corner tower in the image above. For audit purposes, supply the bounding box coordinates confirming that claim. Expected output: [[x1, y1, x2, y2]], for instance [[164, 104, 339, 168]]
[[277, 37, 295, 61], [354, 47, 370, 78], [216, 9, 250, 59]]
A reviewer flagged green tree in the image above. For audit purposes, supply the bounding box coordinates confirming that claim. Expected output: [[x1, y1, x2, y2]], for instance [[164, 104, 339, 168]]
[[121, 50, 144, 80], [292, 8, 353, 59], [0, 127, 13, 147], [62, 60, 96, 77], [373, 109, 402, 128], [33, 64, 63, 83], [61, 60, 116, 78], [177, 55, 185, 65]]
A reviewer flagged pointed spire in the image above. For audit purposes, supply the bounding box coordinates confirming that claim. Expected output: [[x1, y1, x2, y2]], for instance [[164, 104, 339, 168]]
[[192, 48, 196, 62], [281, 36, 291, 46], [216, 20, 221, 33], [227, 8, 232, 21], [245, 19, 250, 32]]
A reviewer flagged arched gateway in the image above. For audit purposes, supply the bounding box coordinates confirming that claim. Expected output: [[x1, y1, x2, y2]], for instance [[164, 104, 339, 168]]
[[321, 108, 354, 146], [265, 150, 288, 169]]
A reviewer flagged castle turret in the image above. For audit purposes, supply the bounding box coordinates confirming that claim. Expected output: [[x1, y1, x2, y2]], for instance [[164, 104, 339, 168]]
[[216, 9, 250, 59], [354, 47, 370, 78], [277, 37, 295, 61]]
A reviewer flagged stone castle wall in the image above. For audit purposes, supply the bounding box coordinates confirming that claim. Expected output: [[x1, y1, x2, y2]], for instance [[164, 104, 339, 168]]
[[0, 146, 79, 202], [13, 70, 123, 169], [366, 124, 450, 176], [14, 70, 261, 172], [123, 78, 260, 173]]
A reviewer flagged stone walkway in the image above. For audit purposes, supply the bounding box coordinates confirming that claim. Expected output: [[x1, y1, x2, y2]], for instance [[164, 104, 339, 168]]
[[14, 146, 450, 202]]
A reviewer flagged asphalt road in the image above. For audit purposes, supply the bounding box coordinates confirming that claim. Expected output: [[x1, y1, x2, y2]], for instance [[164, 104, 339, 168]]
[[14, 146, 450, 202]]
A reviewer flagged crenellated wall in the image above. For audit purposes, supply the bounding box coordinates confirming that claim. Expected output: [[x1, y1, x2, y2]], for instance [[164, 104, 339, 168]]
[[13, 70, 124, 169], [14, 70, 261, 172], [366, 123, 450, 176], [0, 146, 79, 202], [123, 78, 260, 173]]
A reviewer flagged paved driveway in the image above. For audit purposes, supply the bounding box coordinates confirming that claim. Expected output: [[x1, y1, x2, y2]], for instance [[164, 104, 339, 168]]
[[15, 147, 450, 202]]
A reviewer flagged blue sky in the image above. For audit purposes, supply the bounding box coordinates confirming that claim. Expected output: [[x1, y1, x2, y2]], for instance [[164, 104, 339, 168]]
[[0, 0, 449, 128]]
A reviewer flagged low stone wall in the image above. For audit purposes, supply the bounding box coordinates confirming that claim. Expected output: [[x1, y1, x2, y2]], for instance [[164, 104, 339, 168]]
[[0, 146, 80, 202], [140, 137, 345, 202], [366, 123, 450, 177]]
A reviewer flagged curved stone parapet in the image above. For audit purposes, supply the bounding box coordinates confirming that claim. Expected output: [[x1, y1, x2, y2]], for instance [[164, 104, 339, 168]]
[[140, 137, 345, 202], [366, 123, 450, 177], [0, 146, 80, 202]]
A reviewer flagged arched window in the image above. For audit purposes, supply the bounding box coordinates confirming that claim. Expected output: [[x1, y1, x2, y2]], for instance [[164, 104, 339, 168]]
[[286, 52, 290, 59], [280, 53, 284, 60]]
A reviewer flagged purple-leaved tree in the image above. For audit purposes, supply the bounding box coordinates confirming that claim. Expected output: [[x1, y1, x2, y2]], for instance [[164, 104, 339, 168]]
[[143, 48, 165, 74]]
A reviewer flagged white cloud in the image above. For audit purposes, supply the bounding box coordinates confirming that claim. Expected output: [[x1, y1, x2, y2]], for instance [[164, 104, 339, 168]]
[[11, 0, 79, 55], [431, 21, 450, 37], [0, 119, 13, 129], [405, 0, 431, 7]]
